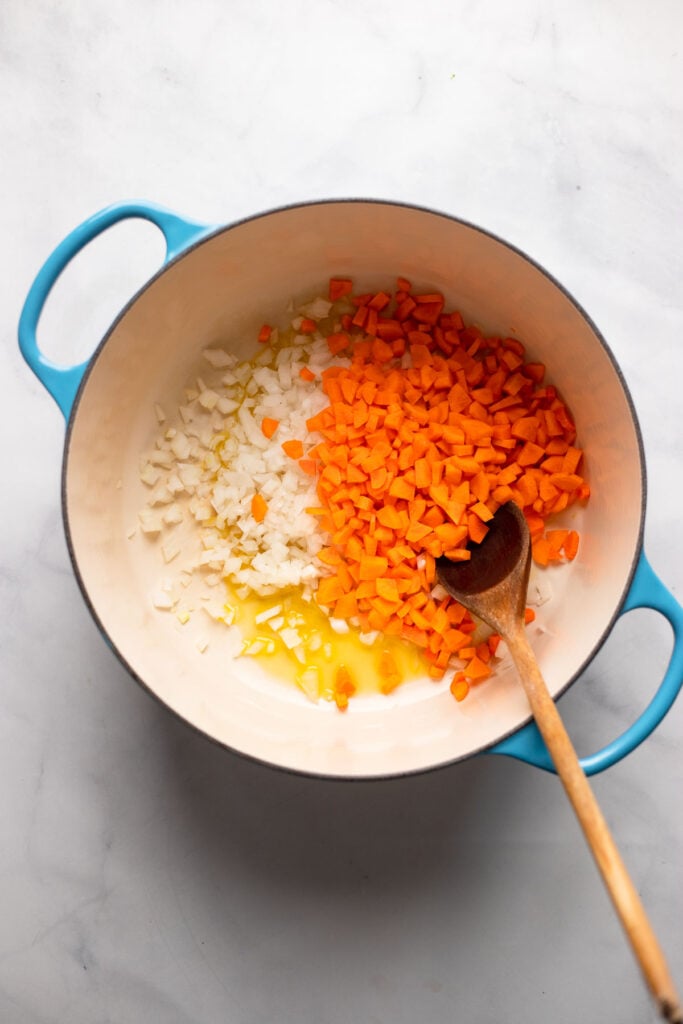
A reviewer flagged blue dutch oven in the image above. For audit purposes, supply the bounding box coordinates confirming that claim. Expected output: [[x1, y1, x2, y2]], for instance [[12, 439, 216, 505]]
[[19, 200, 683, 778]]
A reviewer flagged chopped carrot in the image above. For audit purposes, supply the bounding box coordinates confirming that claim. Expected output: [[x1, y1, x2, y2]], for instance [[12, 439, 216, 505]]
[[369, 291, 391, 311], [261, 417, 279, 439], [532, 537, 551, 566], [517, 442, 545, 466], [258, 324, 272, 344], [376, 578, 400, 602], [470, 501, 494, 523], [329, 277, 353, 301], [450, 675, 470, 701], [359, 555, 389, 580], [511, 416, 539, 442], [549, 472, 583, 493], [547, 529, 569, 559], [371, 338, 394, 363], [327, 332, 350, 355], [299, 366, 316, 381], [564, 530, 580, 560], [335, 665, 356, 696], [333, 665, 356, 711], [468, 514, 489, 545], [251, 493, 268, 522], [282, 439, 304, 459], [465, 656, 491, 681], [378, 650, 402, 693], [334, 594, 359, 619], [352, 304, 368, 328], [317, 576, 344, 605], [271, 276, 588, 704]]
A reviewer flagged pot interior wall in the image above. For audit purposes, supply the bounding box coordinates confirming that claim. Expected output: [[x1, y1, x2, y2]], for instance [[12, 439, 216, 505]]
[[64, 202, 643, 777]]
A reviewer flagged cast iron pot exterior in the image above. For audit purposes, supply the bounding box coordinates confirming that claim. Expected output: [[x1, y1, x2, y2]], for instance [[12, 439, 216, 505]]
[[19, 200, 683, 778]]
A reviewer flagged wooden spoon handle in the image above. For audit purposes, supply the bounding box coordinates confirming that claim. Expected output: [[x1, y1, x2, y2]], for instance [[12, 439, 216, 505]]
[[508, 625, 681, 1024]]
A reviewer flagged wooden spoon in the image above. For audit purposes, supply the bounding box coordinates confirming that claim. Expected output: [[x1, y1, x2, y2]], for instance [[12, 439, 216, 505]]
[[436, 501, 681, 1023]]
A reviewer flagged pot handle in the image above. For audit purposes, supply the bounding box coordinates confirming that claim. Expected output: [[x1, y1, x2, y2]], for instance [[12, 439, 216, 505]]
[[489, 551, 683, 775], [18, 201, 212, 419]]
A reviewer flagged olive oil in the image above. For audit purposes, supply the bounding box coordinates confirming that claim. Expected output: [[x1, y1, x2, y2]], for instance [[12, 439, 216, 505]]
[[235, 588, 426, 703]]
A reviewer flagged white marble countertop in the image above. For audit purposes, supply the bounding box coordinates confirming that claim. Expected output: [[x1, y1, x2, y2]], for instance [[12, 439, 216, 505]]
[[2, 2, 682, 1022]]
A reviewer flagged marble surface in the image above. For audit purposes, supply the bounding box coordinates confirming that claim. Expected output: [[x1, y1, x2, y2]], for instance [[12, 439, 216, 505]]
[[2, 1, 682, 1021]]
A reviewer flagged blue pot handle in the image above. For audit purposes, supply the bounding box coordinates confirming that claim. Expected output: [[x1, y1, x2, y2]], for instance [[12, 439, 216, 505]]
[[18, 201, 213, 420], [489, 551, 683, 775]]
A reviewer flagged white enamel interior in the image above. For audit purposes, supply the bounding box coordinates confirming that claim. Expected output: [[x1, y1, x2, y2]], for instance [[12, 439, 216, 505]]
[[64, 201, 644, 777]]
